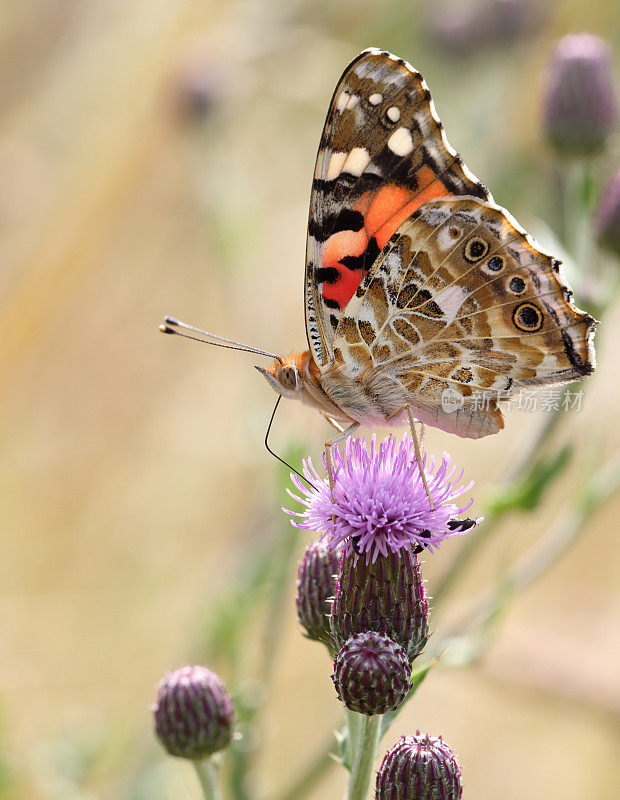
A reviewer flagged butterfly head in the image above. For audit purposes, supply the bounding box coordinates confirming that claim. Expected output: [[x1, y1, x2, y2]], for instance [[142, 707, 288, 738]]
[[255, 354, 306, 399]]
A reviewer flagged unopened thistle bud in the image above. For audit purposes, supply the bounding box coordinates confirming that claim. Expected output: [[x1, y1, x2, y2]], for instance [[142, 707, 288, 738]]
[[596, 168, 620, 258], [376, 733, 463, 800], [153, 665, 235, 759], [332, 632, 410, 715], [331, 548, 429, 663], [428, 0, 544, 55], [172, 50, 227, 121], [296, 540, 341, 647], [542, 33, 617, 156]]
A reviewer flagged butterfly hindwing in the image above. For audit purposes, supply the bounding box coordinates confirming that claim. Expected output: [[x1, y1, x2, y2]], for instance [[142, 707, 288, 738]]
[[333, 196, 596, 437], [305, 48, 491, 368]]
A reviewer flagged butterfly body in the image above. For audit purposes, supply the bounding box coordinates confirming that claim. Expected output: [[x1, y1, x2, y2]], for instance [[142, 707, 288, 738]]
[[259, 48, 596, 439], [261, 351, 411, 429]]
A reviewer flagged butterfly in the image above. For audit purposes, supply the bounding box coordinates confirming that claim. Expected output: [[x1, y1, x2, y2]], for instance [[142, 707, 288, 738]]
[[164, 48, 596, 448]]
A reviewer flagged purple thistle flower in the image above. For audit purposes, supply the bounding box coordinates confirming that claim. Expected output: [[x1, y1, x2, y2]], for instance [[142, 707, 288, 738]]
[[284, 435, 477, 564]]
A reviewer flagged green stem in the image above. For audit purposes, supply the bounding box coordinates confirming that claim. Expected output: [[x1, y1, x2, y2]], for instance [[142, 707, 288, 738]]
[[346, 708, 363, 763], [193, 758, 222, 800], [564, 160, 593, 270], [345, 714, 382, 800]]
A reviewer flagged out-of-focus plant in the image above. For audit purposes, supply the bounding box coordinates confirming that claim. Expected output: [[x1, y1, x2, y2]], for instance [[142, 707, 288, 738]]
[[542, 33, 617, 158], [596, 168, 620, 259], [150, 28, 620, 800], [427, 0, 546, 56]]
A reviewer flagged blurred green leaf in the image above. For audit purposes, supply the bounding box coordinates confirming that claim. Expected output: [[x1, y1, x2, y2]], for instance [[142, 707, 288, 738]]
[[487, 442, 572, 515]]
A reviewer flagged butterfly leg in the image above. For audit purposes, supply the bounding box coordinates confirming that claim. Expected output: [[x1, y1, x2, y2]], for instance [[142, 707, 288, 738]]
[[385, 405, 435, 510], [324, 415, 346, 433], [325, 422, 360, 498], [407, 407, 435, 512]]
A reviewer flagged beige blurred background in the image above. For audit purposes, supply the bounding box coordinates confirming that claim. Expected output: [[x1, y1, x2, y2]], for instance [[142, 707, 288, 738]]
[[1, 1, 619, 798]]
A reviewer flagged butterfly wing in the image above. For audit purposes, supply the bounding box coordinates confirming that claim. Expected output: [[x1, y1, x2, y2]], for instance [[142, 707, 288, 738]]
[[333, 196, 597, 438], [305, 48, 491, 368]]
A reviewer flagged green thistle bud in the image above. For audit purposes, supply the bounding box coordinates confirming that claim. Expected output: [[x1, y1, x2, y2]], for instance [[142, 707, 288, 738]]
[[153, 665, 235, 759], [596, 168, 620, 258], [542, 33, 617, 156], [332, 632, 410, 715], [376, 733, 463, 800], [296, 540, 341, 647], [331, 549, 429, 663]]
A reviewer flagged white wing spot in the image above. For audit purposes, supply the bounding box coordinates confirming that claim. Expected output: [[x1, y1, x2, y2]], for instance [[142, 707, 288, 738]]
[[387, 127, 414, 156], [343, 147, 371, 176], [336, 92, 349, 112], [346, 93, 359, 109], [368, 92, 383, 105], [434, 286, 468, 324], [387, 106, 401, 122], [326, 151, 348, 181], [437, 225, 463, 250]]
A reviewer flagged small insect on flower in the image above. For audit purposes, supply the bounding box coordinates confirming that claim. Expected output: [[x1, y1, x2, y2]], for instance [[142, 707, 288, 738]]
[[284, 434, 479, 563]]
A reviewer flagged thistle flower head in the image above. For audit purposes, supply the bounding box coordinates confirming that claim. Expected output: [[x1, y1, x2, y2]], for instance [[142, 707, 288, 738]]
[[332, 632, 411, 715], [285, 435, 477, 564], [153, 665, 235, 759], [376, 732, 463, 800]]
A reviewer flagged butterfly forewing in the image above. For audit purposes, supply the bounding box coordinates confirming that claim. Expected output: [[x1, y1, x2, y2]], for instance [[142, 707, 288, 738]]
[[305, 48, 491, 368]]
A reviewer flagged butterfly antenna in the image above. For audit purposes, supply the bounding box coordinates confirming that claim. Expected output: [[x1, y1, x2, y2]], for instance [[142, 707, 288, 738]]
[[265, 396, 316, 490], [160, 316, 283, 364]]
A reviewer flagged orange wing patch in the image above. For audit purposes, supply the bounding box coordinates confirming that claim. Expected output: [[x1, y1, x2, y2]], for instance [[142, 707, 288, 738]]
[[366, 169, 451, 248], [320, 176, 452, 313]]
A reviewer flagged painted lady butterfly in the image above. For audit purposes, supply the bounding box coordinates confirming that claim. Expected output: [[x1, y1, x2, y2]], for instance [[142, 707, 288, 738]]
[[165, 48, 597, 446]]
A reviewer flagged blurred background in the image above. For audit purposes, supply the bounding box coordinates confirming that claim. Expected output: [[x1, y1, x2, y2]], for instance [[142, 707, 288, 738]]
[[1, 1, 619, 798]]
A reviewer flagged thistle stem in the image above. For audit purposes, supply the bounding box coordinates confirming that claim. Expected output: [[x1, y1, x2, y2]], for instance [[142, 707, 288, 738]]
[[345, 714, 382, 800], [193, 758, 222, 800], [565, 159, 593, 270]]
